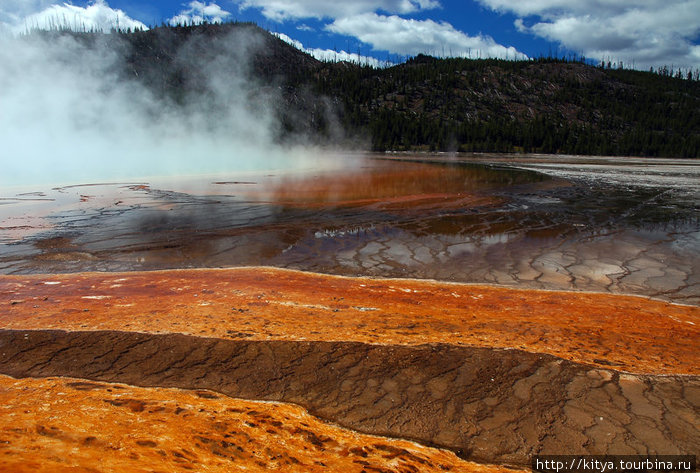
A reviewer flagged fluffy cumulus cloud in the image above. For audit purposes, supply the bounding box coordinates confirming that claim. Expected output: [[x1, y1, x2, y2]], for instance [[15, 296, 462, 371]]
[[0, 0, 57, 28], [237, 0, 524, 60], [274, 32, 387, 67], [234, 0, 440, 21], [328, 13, 526, 59], [169, 1, 232, 26], [478, 0, 700, 69], [3, 0, 147, 34]]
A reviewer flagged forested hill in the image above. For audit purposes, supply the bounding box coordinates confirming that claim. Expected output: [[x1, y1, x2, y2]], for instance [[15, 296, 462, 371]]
[[322, 56, 700, 158], [30, 23, 700, 158]]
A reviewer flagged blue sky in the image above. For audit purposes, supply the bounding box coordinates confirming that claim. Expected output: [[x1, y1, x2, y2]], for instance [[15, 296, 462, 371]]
[[1, 0, 699, 70]]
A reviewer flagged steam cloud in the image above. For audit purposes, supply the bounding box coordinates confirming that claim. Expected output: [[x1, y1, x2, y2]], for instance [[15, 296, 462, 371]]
[[0, 28, 329, 188]]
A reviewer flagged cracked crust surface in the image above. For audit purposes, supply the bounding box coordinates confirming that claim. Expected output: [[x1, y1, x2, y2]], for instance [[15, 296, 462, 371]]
[[0, 330, 698, 467], [1, 267, 698, 469], [1, 268, 698, 374], [3, 157, 697, 305], [0, 374, 496, 473]]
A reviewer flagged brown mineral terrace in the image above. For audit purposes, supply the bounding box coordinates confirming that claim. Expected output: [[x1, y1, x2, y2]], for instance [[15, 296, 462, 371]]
[[1, 267, 697, 375], [0, 374, 503, 473]]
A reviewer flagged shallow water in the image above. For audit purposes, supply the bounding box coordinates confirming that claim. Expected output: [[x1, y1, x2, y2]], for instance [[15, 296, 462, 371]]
[[1, 154, 698, 304]]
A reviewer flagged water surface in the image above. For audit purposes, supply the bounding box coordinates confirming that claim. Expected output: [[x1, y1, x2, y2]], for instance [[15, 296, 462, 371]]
[[1, 154, 697, 304]]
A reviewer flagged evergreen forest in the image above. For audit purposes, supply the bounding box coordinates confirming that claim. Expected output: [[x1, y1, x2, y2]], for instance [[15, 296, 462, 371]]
[[26, 23, 700, 158]]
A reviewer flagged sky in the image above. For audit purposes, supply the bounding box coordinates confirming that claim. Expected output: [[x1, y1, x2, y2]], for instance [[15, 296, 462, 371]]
[[1, 0, 699, 71]]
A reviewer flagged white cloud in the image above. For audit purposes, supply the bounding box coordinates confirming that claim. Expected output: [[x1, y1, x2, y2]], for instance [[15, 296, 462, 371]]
[[233, 0, 523, 62], [169, 1, 232, 26], [476, 0, 625, 17], [307, 47, 388, 67], [0, 0, 55, 26], [275, 31, 304, 49], [328, 13, 526, 59], [233, 0, 440, 21], [6, 0, 147, 34], [274, 32, 388, 67], [477, 0, 700, 69]]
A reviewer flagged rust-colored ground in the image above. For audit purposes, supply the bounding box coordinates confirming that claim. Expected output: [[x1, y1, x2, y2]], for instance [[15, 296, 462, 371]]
[[216, 160, 506, 209], [1, 267, 698, 375], [0, 374, 509, 473]]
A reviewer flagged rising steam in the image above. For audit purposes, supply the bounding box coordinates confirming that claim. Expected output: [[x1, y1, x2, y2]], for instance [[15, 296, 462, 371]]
[[0, 27, 331, 188]]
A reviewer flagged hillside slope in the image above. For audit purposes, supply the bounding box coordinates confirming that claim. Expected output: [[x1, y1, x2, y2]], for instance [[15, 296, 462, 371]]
[[315, 56, 700, 157], [28, 23, 700, 157]]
